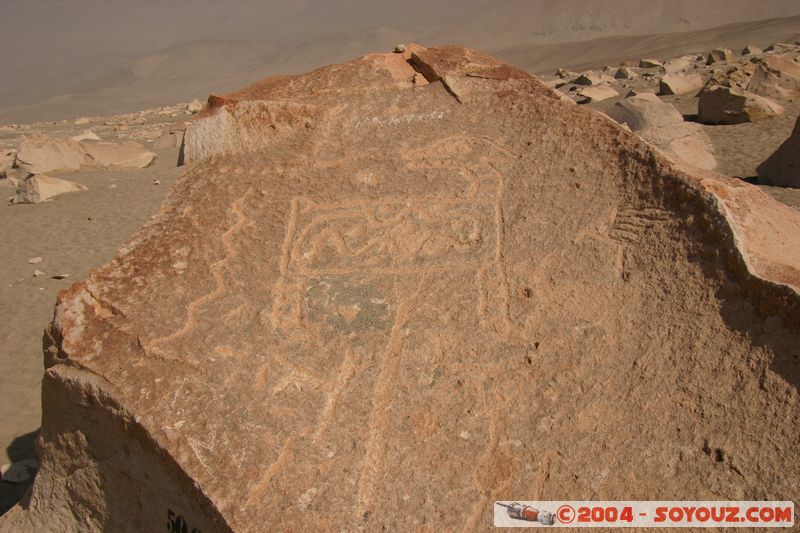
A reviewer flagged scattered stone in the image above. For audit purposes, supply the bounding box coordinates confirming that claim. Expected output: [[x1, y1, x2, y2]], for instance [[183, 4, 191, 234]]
[[765, 42, 795, 52], [608, 93, 716, 170], [555, 67, 576, 79], [108, 184, 118, 189], [611, 93, 684, 130], [757, 115, 800, 188], [574, 72, 601, 86], [747, 54, 800, 99], [69, 130, 101, 142], [11, 173, 88, 204], [700, 64, 755, 94], [639, 58, 663, 68], [28, 257, 43, 264], [663, 55, 697, 73], [624, 88, 652, 98], [578, 85, 619, 102], [706, 48, 734, 65], [742, 44, 763, 56], [698, 85, 784, 125], [614, 66, 638, 80], [394, 44, 406, 53], [33, 269, 45, 277], [640, 122, 717, 171], [658, 73, 704, 96], [153, 179, 161, 186], [17, 136, 156, 174], [51, 274, 69, 280], [187, 99, 204, 114], [2, 149, 16, 174]]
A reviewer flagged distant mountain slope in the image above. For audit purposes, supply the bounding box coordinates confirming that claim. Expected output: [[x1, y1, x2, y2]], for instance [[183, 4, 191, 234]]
[[493, 14, 800, 74], [438, 0, 800, 49], [1, 0, 799, 122]]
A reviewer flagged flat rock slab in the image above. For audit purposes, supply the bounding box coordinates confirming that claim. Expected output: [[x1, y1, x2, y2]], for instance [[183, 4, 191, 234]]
[[698, 85, 784, 124], [4, 45, 800, 532], [16, 137, 156, 174], [10, 173, 88, 204]]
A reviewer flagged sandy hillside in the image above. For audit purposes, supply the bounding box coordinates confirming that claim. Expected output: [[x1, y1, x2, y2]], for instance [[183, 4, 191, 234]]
[[1, 1, 799, 122], [497, 15, 800, 74]]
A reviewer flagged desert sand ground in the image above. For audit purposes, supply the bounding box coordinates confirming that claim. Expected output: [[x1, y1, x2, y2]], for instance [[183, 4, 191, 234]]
[[0, 113, 186, 513], [1, 15, 799, 518]]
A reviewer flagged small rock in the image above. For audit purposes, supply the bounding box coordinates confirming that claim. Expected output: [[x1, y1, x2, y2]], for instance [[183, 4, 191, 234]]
[[33, 269, 45, 277], [17, 136, 156, 174], [28, 257, 43, 264], [51, 274, 69, 280], [700, 64, 755, 95], [12, 173, 88, 205], [555, 67, 576, 79], [574, 72, 601, 86], [614, 66, 638, 80], [698, 85, 784, 125], [153, 179, 161, 186], [1, 149, 16, 175], [747, 54, 800, 99], [658, 73, 705, 96], [108, 184, 118, 189], [706, 48, 734, 65], [69, 130, 101, 142], [610, 93, 684, 131], [663, 55, 697, 74], [73, 117, 91, 125], [742, 44, 763, 56], [608, 94, 717, 170], [578, 85, 619, 103], [639, 58, 663, 68], [765, 42, 794, 52], [393, 44, 406, 53], [187, 99, 204, 114]]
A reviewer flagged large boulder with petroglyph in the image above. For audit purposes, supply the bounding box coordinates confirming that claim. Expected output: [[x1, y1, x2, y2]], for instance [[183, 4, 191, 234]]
[[4, 45, 800, 532]]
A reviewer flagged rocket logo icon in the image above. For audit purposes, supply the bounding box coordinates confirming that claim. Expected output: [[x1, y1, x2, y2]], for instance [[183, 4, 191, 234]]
[[496, 502, 556, 525]]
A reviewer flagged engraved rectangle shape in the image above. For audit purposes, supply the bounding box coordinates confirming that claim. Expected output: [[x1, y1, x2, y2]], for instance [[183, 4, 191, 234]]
[[288, 199, 496, 275]]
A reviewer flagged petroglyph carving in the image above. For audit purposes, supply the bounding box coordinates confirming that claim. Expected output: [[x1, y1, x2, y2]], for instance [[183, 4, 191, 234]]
[[271, 196, 502, 333], [609, 207, 670, 244], [289, 198, 495, 275]]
